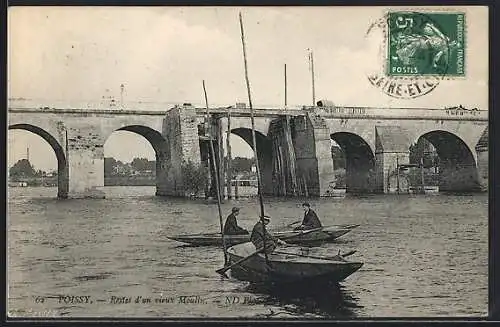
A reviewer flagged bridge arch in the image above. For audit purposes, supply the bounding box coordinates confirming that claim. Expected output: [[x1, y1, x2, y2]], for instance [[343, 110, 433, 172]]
[[414, 130, 480, 192], [8, 123, 69, 198], [115, 125, 169, 156], [330, 132, 376, 193], [231, 127, 273, 195], [105, 125, 170, 195], [227, 117, 272, 137]]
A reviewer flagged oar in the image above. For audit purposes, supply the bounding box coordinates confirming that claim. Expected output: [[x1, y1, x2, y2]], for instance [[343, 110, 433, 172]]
[[277, 226, 323, 239], [263, 217, 299, 230], [216, 248, 264, 277], [286, 220, 302, 228], [339, 250, 357, 257], [273, 249, 357, 261], [269, 220, 307, 233]]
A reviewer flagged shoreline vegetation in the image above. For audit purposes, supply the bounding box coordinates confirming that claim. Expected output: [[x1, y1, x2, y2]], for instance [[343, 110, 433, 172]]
[[9, 142, 440, 190]]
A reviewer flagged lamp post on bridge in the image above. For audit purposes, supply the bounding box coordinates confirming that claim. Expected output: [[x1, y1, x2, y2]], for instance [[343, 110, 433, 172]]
[[308, 49, 316, 106], [120, 84, 125, 109]]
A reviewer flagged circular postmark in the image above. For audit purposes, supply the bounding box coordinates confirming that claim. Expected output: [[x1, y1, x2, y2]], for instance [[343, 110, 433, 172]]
[[365, 11, 460, 99]]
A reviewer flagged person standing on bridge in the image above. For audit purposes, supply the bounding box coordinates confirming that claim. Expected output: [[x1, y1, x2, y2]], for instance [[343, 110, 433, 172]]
[[223, 207, 248, 235], [294, 202, 322, 230]]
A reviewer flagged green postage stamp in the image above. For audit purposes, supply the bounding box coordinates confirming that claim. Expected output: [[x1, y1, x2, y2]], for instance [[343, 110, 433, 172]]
[[387, 11, 465, 76]]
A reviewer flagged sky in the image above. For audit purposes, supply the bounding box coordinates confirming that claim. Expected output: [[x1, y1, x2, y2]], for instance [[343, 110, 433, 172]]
[[7, 6, 488, 171]]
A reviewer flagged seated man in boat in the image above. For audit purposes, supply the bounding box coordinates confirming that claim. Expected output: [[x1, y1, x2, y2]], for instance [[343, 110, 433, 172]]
[[223, 207, 249, 235], [250, 216, 286, 254], [294, 202, 322, 230]]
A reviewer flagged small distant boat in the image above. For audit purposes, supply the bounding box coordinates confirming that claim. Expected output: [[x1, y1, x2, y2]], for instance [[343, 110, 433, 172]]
[[225, 242, 363, 285], [167, 224, 360, 247]]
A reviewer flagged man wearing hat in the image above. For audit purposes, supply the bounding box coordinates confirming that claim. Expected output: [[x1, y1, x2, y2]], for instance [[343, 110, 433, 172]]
[[250, 216, 286, 254], [294, 202, 322, 230], [223, 207, 248, 235]]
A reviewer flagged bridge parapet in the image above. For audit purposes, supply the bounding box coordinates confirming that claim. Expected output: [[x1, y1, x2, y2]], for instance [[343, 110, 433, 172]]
[[308, 105, 487, 121], [7, 106, 305, 118], [9, 104, 486, 121], [8, 98, 189, 112]]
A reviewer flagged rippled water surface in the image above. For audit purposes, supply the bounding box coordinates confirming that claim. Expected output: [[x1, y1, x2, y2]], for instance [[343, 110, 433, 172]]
[[8, 186, 488, 318]]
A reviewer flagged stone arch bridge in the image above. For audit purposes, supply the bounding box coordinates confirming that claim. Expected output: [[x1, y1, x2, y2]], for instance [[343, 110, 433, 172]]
[[8, 101, 488, 198]]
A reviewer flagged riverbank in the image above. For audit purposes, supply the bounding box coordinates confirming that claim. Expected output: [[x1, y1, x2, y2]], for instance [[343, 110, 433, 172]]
[[104, 176, 155, 186]]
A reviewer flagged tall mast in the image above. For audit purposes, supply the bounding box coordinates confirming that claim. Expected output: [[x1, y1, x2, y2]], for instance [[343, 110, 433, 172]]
[[309, 49, 316, 106], [226, 107, 232, 199], [202, 80, 228, 265], [120, 83, 125, 107], [239, 12, 269, 261], [284, 63, 288, 108]]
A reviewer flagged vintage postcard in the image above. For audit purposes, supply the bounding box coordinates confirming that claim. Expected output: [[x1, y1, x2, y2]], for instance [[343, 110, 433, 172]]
[[7, 6, 488, 319]]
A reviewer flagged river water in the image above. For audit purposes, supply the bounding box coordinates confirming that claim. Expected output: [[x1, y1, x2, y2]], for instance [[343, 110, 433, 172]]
[[7, 186, 488, 318]]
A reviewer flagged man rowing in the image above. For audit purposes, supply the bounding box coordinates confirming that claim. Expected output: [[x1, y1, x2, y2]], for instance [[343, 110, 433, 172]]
[[223, 207, 249, 235], [250, 216, 286, 254], [294, 202, 322, 230]]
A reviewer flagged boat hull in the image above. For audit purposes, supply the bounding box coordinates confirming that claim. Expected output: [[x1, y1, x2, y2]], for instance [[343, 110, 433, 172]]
[[167, 224, 360, 247], [275, 224, 360, 246], [226, 242, 363, 286], [168, 233, 249, 247]]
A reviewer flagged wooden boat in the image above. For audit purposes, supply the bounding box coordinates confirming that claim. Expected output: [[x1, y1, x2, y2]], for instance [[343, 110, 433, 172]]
[[226, 242, 363, 285], [168, 233, 249, 247], [272, 224, 360, 246], [212, 13, 363, 288], [167, 224, 359, 247]]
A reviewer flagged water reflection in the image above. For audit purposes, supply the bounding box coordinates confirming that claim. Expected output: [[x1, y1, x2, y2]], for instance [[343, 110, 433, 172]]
[[245, 282, 363, 318]]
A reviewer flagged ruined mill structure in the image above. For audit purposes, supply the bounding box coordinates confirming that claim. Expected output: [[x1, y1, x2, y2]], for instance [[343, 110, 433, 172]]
[[8, 99, 488, 199]]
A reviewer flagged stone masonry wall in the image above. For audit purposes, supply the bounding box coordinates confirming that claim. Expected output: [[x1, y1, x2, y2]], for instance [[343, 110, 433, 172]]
[[476, 147, 488, 191], [292, 114, 336, 196], [374, 126, 411, 193], [439, 161, 480, 192], [179, 107, 202, 165], [378, 152, 410, 193], [158, 107, 182, 196], [157, 105, 202, 196], [66, 124, 105, 198], [475, 129, 488, 191], [292, 116, 318, 195]]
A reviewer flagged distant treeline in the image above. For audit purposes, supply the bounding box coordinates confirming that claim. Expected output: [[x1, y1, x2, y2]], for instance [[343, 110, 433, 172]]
[[104, 157, 155, 177]]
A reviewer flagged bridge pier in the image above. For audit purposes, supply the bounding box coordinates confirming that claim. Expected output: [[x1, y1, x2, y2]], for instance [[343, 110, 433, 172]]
[[293, 114, 336, 196], [57, 162, 69, 199], [374, 151, 411, 193], [374, 127, 411, 194], [155, 149, 171, 196], [65, 126, 105, 199], [259, 148, 274, 196], [156, 105, 202, 197], [346, 161, 377, 193], [439, 161, 481, 192], [268, 117, 298, 196], [475, 129, 488, 192], [67, 150, 105, 198]]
